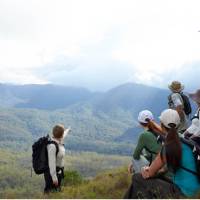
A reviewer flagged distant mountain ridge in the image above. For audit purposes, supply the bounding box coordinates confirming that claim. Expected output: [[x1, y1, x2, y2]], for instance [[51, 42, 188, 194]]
[[0, 83, 94, 109], [0, 82, 169, 114], [93, 83, 169, 117], [0, 82, 195, 154]]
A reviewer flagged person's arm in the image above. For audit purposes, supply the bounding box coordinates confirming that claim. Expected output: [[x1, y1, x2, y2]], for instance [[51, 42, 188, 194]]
[[186, 109, 200, 137], [47, 144, 58, 185], [133, 134, 145, 160], [141, 153, 165, 179], [63, 127, 71, 138]]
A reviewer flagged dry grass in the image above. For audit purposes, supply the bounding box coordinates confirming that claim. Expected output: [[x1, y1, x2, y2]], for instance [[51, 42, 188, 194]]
[[46, 167, 131, 199]]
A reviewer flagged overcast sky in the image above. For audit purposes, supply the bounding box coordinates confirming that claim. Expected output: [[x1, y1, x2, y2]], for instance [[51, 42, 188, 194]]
[[0, 0, 200, 91]]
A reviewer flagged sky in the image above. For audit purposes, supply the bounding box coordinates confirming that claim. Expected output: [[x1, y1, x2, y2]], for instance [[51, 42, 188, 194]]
[[0, 0, 200, 92]]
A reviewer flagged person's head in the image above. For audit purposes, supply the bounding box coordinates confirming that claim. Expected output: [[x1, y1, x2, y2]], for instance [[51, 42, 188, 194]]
[[168, 81, 184, 93], [189, 89, 200, 107], [138, 110, 163, 134], [159, 109, 180, 132], [159, 109, 182, 172], [138, 110, 154, 128], [52, 124, 65, 139]]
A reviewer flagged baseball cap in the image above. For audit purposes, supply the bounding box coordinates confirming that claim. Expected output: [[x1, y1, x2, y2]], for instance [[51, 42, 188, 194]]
[[138, 110, 154, 124], [159, 109, 180, 128]]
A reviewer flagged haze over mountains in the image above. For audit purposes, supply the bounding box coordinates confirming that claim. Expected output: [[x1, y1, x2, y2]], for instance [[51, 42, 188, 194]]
[[0, 82, 173, 155], [0, 82, 168, 113]]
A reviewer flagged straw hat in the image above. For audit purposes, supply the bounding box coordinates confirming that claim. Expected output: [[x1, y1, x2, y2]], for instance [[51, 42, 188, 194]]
[[168, 81, 184, 93]]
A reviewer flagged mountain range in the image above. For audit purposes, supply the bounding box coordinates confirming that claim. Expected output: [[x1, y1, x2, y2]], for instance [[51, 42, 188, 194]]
[[0, 82, 197, 198], [0, 82, 194, 155], [0, 82, 169, 114]]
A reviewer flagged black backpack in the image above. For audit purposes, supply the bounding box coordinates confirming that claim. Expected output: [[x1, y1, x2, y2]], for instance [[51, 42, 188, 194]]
[[180, 93, 192, 115], [32, 135, 59, 175], [168, 92, 192, 115], [180, 137, 200, 182]]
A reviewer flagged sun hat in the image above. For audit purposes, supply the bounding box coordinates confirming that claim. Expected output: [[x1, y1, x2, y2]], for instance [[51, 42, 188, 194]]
[[159, 109, 180, 128], [189, 89, 200, 104], [168, 81, 184, 93], [138, 110, 154, 124]]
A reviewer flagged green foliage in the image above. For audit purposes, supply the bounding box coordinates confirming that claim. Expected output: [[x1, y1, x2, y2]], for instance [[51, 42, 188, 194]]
[[0, 84, 143, 198], [64, 151, 130, 177], [63, 170, 83, 186], [0, 149, 43, 199], [1, 148, 199, 199], [47, 167, 131, 199], [0, 105, 136, 155], [0, 149, 131, 198]]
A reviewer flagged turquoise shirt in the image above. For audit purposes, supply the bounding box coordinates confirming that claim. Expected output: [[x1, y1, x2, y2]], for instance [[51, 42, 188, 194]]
[[174, 143, 200, 197]]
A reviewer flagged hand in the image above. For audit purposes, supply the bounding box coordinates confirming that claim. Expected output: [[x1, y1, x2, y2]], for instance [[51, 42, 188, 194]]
[[64, 127, 71, 135], [53, 180, 58, 186], [128, 163, 133, 174], [68, 126, 72, 133], [66, 126, 72, 133], [141, 166, 150, 179]]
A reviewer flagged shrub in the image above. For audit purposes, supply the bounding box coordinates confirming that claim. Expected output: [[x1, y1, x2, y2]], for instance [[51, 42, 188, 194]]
[[63, 170, 83, 186]]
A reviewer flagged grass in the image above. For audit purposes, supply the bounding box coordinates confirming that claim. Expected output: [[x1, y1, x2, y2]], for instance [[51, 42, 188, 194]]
[[46, 167, 131, 199]]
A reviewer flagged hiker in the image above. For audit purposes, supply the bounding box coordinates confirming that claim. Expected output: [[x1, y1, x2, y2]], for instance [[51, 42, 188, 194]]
[[44, 124, 71, 193], [124, 109, 200, 199], [168, 81, 190, 133], [128, 110, 163, 174], [184, 89, 200, 142]]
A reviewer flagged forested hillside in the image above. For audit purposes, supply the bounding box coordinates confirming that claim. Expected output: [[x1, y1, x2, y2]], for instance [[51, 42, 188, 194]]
[[0, 105, 136, 154], [0, 82, 171, 154], [0, 82, 180, 198]]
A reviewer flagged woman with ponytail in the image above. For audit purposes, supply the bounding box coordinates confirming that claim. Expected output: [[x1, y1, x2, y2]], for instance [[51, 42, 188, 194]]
[[128, 110, 163, 174], [124, 109, 200, 199]]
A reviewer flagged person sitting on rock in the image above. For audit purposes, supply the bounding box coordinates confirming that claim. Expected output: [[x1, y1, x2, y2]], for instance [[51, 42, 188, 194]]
[[128, 110, 163, 174]]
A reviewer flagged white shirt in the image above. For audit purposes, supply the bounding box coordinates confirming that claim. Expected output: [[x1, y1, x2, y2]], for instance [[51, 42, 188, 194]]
[[187, 109, 200, 136], [47, 129, 69, 182]]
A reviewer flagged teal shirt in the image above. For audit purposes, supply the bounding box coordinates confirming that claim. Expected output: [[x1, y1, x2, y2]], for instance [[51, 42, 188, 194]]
[[133, 130, 161, 162], [174, 143, 200, 197]]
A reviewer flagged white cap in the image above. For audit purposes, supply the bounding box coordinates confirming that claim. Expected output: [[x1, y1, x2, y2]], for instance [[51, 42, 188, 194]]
[[159, 109, 180, 128], [138, 110, 154, 124]]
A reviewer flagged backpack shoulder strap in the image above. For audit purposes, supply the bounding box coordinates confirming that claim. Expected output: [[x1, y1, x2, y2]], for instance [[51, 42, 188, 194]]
[[197, 109, 200, 118], [177, 92, 184, 105], [48, 140, 59, 156], [144, 146, 157, 155], [181, 137, 195, 147], [191, 108, 200, 120], [168, 94, 173, 106], [180, 165, 199, 176]]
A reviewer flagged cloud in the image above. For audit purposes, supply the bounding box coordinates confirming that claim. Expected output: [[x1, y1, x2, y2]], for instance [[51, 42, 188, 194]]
[[34, 30, 135, 91], [0, 0, 200, 90], [172, 62, 200, 92]]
